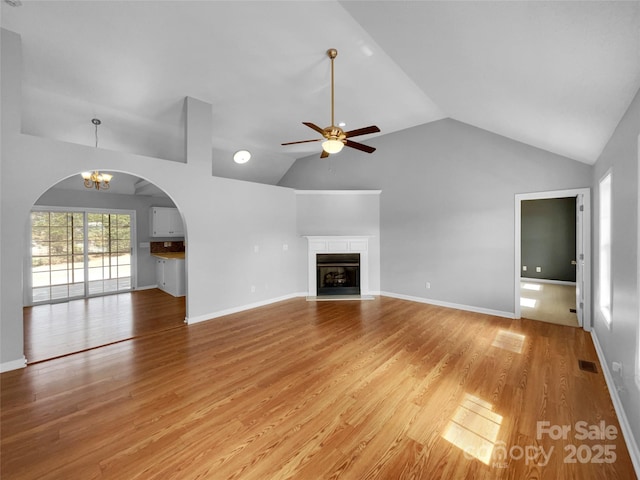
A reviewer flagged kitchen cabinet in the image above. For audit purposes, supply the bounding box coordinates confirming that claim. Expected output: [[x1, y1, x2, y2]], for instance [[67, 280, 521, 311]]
[[150, 207, 184, 237], [155, 257, 185, 297]]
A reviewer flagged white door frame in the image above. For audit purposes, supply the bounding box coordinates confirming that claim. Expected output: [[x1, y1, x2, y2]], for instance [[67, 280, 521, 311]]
[[514, 188, 591, 331]]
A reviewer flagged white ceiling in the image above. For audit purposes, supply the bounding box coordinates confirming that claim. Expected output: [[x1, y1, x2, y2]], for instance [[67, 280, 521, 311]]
[[2, 1, 639, 187]]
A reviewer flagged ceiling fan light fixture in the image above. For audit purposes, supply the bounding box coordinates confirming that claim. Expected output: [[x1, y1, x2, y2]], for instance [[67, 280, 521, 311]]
[[282, 48, 379, 157], [233, 150, 251, 164], [322, 139, 344, 154]]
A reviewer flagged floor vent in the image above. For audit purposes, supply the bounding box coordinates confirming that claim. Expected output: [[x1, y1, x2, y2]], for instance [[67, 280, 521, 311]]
[[578, 360, 598, 373]]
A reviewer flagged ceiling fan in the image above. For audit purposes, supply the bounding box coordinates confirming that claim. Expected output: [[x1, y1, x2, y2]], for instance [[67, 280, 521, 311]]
[[282, 48, 380, 158]]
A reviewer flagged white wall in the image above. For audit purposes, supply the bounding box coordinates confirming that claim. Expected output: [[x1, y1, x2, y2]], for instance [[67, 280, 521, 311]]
[[592, 87, 640, 466], [295, 191, 381, 294], [183, 176, 300, 323], [0, 29, 301, 368], [280, 118, 593, 316]]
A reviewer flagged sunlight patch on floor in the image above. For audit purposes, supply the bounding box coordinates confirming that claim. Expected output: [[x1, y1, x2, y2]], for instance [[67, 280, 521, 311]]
[[442, 393, 503, 465], [491, 329, 526, 354]]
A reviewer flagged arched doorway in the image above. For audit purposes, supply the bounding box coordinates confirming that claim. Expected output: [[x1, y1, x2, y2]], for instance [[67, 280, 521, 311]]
[[23, 172, 188, 363]]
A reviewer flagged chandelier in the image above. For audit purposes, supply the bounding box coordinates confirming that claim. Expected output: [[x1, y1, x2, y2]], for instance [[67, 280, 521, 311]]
[[81, 118, 112, 190]]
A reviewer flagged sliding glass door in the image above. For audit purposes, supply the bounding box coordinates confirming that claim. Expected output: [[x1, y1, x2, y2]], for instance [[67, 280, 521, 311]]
[[31, 209, 134, 304], [87, 212, 132, 295]]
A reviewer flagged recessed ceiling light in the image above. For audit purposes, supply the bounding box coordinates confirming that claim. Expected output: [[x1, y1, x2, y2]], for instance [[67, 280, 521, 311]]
[[233, 150, 251, 164], [338, 122, 346, 127], [360, 45, 373, 57]]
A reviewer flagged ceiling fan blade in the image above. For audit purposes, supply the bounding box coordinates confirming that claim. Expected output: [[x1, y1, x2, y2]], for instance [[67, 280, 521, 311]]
[[281, 138, 322, 146], [303, 122, 326, 135], [344, 125, 380, 138], [345, 139, 376, 154], [320, 150, 329, 158]]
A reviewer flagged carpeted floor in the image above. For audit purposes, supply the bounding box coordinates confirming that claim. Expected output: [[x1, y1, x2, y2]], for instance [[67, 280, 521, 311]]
[[520, 280, 579, 327]]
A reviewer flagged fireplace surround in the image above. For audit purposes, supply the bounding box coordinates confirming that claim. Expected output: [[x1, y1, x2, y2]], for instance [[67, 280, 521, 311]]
[[304, 236, 371, 298]]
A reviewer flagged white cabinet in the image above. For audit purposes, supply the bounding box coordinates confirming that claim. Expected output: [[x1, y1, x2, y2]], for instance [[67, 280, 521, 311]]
[[156, 258, 185, 297], [150, 207, 184, 237]]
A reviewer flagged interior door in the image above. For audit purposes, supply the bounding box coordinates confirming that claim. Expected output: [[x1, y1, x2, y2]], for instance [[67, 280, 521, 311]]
[[575, 194, 584, 327]]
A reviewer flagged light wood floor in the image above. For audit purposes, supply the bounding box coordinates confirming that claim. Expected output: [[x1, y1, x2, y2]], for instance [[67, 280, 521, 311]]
[[23, 289, 186, 363], [520, 281, 579, 327], [2, 297, 635, 479]]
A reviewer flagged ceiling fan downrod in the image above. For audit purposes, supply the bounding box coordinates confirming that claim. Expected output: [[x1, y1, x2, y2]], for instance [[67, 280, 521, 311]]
[[327, 48, 337, 128]]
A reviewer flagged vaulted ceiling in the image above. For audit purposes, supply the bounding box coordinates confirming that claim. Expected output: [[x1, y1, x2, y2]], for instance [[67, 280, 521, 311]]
[[2, 1, 639, 186]]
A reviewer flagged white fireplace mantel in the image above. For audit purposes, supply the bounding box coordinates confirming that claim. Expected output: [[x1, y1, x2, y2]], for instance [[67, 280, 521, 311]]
[[304, 236, 372, 297]]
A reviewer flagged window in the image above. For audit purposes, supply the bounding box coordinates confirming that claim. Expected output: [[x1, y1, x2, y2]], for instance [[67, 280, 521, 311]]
[[598, 172, 612, 326], [30, 209, 134, 304], [31, 211, 85, 302]]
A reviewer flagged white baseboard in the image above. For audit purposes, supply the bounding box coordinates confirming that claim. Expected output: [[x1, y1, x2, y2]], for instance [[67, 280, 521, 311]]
[[520, 277, 577, 286], [1, 356, 27, 373], [591, 331, 640, 477], [186, 292, 306, 324], [134, 284, 158, 291], [380, 291, 515, 319]]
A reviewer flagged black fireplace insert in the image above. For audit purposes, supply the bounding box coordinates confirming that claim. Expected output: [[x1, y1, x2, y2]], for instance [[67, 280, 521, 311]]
[[316, 253, 360, 296]]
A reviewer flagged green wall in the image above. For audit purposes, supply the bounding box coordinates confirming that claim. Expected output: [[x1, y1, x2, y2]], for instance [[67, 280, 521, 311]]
[[521, 197, 576, 282]]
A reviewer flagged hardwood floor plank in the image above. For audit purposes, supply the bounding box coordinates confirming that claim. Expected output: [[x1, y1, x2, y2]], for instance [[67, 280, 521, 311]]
[[24, 289, 186, 363], [2, 296, 636, 479]]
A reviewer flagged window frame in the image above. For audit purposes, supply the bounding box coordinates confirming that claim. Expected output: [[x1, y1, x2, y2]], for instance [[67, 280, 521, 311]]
[[598, 170, 613, 328]]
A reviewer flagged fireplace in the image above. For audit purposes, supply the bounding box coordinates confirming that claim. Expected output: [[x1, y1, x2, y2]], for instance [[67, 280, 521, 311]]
[[316, 253, 360, 296], [304, 236, 372, 299]]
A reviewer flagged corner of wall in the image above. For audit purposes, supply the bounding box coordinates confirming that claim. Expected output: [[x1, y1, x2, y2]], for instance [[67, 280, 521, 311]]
[[1, 28, 22, 134], [1, 26, 25, 366], [0, 356, 27, 373], [184, 97, 213, 171]]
